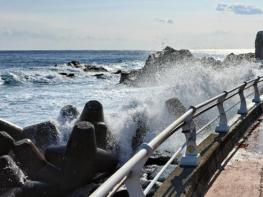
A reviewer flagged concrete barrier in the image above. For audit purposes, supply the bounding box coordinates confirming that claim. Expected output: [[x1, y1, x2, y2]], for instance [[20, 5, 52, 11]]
[[154, 102, 263, 197]]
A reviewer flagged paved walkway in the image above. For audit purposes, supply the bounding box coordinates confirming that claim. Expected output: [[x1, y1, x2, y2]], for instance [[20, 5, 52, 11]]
[[205, 117, 263, 197]]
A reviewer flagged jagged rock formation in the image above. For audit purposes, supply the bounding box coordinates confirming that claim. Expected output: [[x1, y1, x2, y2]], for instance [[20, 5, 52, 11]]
[[255, 31, 263, 60]]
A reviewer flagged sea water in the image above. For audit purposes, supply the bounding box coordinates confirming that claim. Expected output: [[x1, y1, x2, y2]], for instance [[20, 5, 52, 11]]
[[0, 49, 261, 161]]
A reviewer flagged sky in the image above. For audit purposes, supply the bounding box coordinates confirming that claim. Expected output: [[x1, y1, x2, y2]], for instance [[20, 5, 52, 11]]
[[0, 0, 263, 50]]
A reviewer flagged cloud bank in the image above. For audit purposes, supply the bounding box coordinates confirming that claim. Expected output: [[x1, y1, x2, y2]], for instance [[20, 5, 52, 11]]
[[216, 4, 263, 15], [155, 18, 174, 24]]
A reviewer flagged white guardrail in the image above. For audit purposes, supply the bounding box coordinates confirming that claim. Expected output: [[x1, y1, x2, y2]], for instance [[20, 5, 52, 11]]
[[90, 76, 263, 197]]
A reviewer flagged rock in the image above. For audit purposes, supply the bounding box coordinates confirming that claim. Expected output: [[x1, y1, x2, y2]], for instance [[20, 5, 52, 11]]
[[146, 164, 177, 182], [146, 150, 174, 166], [201, 57, 222, 67], [119, 46, 193, 85], [13, 139, 61, 184], [67, 61, 81, 68], [45, 145, 66, 167], [255, 31, 263, 60], [165, 98, 186, 117], [22, 181, 60, 197], [59, 105, 79, 123], [0, 187, 23, 197], [0, 118, 24, 140], [83, 65, 108, 72], [113, 69, 122, 74], [0, 155, 26, 194], [0, 131, 15, 156], [60, 121, 97, 192], [223, 52, 255, 65], [93, 73, 106, 79], [69, 183, 98, 197], [59, 73, 75, 78], [78, 100, 104, 124], [23, 121, 59, 150], [94, 122, 107, 149]]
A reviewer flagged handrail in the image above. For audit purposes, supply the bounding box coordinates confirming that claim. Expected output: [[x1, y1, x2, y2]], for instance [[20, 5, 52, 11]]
[[90, 76, 262, 197]]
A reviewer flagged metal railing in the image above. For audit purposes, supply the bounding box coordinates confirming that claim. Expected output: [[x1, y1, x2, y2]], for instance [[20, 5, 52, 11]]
[[90, 76, 263, 197]]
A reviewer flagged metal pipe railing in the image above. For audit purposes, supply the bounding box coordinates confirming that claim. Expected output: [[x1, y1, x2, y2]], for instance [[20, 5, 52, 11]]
[[90, 76, 263, 197]]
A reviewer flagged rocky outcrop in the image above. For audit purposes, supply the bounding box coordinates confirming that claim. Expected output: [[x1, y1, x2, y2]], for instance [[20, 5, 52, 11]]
[[223, 52, 255, 65], [255, 31, 263, 60]]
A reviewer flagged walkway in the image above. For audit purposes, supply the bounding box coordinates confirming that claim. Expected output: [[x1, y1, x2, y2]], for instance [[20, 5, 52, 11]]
[[205, 116, 263, 197]]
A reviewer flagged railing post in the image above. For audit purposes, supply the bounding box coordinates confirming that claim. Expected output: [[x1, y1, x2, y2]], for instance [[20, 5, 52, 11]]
[[180, 107, 199, 167], [237, 82, 248, 116], [215, 92, 229, 134], [125, 143, 153, 197], [252, 77, 261, 104]]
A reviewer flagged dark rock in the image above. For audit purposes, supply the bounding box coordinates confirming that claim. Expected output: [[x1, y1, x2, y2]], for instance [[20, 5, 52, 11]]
[[45, 145, 66, 167], [112, 188, 129, 197], [113, 69, 122, 74], [59, 73, 75, 78], [223, 52, 255, 65], [78, 100, 104, 124], [67, 61, 81, 68], [95, 148, 118, 174], [61, 121, 97, 192], [94, 122, 107, 149], [69, 183, 98, 197], [255, 31, 263, 60], [13, 139, 61, 184], [201, 57, 222, 67], [59, 105, 79, 123], [83, 65, 108, 72], [146, 150, 174, 166], [22, 181, 60, 197], [119, 72, 130, 84], [0, 118, 24, 140], [0, 131, 15, 156], [23, 121, 59, 150], [165, 98, 186, 117], [0, 187, 23, 197], [0, 155, 26, 194], [93, 73, 107, 79]]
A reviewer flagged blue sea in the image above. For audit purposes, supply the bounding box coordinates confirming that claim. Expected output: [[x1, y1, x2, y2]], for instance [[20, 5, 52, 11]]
[[0, 49, 260, 161]]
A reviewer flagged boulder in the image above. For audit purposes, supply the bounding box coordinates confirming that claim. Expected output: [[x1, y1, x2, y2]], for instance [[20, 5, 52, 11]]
[[0, 131, 15, 156], [0, 155, 26, 194], [13, 139, 61, 184], [83, 65, 108, 72], [223, 52, 255, 65], [59, 105, 79, 123], [67, 61, 81, 68], [60, 121, 97, 192], [0, 118, 24, 140], [78, 100, 104, 124], [93, 73, 107, 79], [23, 121, 59, 150], [58, 73, 75, 78], [165, 97, 186, 117], [255, 31, 263, 60]]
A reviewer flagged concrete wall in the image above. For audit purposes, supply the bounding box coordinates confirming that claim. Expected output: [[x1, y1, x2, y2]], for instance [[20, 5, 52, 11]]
[[154, 102, 263, 197]]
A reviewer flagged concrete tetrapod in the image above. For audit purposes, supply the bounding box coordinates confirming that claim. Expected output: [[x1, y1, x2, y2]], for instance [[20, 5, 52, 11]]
[[78, 100, 104, 123]]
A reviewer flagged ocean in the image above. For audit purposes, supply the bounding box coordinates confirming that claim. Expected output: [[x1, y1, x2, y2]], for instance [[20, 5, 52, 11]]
[[0, 48, 260, 161]]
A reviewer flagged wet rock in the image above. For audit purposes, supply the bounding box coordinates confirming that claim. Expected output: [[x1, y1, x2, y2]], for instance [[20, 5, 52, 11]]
[[0, 131, 15, 156], [69, 183, 98, 197], [78, 100, 104, 124], [255, 31, 263, 60], [59, 105, 79, 123], [0, 155, 26, 194], [94, 122, 107, 149], [22, 181, 60, 197], [146, 150, 174, 166], [13, 139, 61, 184], [165, 97, 186, 117], [113, 69, 122, 74], [45, 145, 66, 167], [23, 121, 59, 150], [119, 72, 130, 84], [201, 57, 222, 67], [83, 65, 108, 72], [61, 121, 97, 192], [0, 118, 24, 140], [67, 60, 81, 68], [59, 73, 75, 78], [93, 73, 107, 79], [223, 52, 255, 65]]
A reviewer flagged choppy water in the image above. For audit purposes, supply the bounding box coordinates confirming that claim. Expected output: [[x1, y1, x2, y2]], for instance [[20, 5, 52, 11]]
[[0, 49, 261, 161]]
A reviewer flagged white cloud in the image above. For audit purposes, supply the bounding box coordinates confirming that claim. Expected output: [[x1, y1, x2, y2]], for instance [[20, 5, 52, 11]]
[[216, 4, 263, 15], [155, 18, 174, 25]]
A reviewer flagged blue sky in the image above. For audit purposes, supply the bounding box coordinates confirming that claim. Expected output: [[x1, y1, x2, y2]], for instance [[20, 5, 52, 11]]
[[0, 0, 262, 50]]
